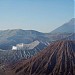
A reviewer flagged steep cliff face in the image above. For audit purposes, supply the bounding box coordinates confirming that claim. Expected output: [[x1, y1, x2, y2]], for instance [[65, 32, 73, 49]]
[[5, 40, 75, 75]]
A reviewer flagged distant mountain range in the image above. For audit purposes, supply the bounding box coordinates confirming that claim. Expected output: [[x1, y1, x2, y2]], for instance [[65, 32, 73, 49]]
[[3, 40, 75, 75], [0, 18, 75, 50]]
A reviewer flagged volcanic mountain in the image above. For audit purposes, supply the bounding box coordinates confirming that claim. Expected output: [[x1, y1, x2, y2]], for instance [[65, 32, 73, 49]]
[[0, 18, 75, 50], [50, 18, 75, 33], [4, 40, 75, 75], [0, 29, 49, 50]]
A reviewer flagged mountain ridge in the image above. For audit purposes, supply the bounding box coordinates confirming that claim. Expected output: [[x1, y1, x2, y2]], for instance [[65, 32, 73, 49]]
[[50, 18, 75, 33], [4, 40, 75, 75]]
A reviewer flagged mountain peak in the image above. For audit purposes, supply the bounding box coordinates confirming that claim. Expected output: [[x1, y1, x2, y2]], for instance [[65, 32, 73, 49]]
[[50, 18, 75, 34], [69, 18, 75, 24], [70, 18, 75, 21]]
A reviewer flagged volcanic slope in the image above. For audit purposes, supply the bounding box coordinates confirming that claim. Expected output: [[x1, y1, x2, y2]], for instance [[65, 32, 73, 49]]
[[5, 41, 75, 75]]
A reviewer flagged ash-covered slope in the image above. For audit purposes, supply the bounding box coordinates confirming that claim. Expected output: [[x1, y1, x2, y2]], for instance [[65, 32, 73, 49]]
[[0, 40, 47, 65], [5, 41, 75, 75]]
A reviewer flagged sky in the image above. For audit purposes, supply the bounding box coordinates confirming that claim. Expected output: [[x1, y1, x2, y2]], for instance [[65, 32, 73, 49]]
[[0, 0, 74, 32]]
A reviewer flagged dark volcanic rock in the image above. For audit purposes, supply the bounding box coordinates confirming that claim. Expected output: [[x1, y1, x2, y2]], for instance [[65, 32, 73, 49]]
[[5, 40, 75, 75]]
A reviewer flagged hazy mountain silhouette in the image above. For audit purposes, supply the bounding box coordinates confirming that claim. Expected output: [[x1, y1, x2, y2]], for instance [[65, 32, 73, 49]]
[[0, 18, 75, 50], [4, 40, 75, 75], [0, 18, 75, 75], [50, 18, 75, 33], [0, 29, 49, 50]]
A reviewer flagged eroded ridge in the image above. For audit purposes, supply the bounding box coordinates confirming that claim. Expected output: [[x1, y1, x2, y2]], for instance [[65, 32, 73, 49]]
[[5, 41, 75, 75]]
